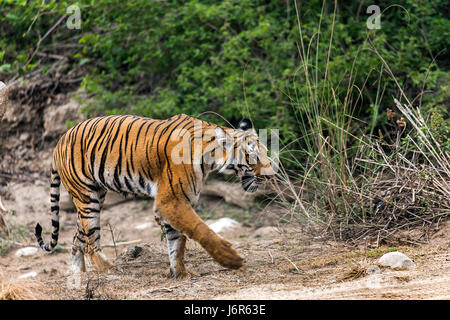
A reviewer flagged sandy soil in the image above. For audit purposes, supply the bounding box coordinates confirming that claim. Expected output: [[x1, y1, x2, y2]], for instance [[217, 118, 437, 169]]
[[0, 179, 449, 300], [1, 84, 449, 301]]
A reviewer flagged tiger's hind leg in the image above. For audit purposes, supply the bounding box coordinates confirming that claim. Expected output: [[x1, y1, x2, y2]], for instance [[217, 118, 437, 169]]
[[163, 220, 188, 278], [71, 219, 87, 273], [72, 189, 112, 272]]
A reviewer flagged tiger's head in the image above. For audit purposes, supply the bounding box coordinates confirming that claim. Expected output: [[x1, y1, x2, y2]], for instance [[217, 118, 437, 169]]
[[215, 119, 275, 192]]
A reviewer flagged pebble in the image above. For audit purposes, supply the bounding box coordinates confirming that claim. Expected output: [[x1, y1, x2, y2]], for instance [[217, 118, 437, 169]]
[[366, 265, 381, 274], [378, 251, 415, 269], [19, 132, 30, 142], [208, 218, 240, 234], [135, 222, 153, 230], [15, 247, 38, 257], [18, 271, 37, 279]]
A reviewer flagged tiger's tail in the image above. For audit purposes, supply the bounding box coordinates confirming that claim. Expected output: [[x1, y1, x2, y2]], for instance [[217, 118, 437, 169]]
[[35, 167, 61, 252]]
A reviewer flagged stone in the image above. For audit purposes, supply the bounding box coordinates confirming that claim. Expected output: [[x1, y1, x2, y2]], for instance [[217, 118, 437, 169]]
[[208, 218, 240, 234], [43, 99, 85, 139], [121, 245, 144, 260], [253, 226, 279, 239], [19, 132, 30, 141], [378, 251, 415, 269], [2, 102, 35, 127], [18, 271, 37, 279], [366, 265, 381, 275], [15, 247, 38, 257], [135, 222, 153, 230]]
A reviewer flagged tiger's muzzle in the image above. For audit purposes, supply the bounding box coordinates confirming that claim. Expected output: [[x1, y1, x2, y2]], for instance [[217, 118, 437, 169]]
[[241, 174, 265, 193]]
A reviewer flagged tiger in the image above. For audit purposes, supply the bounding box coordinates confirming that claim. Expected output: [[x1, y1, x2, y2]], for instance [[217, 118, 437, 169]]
[[35, 113, 275, 277]]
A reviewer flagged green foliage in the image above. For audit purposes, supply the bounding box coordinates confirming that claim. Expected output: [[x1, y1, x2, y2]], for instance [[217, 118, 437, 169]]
[[0, 0, 448, 161], [365, 247, 398, 258]]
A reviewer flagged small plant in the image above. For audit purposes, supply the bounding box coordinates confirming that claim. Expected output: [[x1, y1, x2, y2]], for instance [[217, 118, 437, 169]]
[[365, 247, 397, 258], [271, 1, 450, 244], [0, 239, 13, 257]]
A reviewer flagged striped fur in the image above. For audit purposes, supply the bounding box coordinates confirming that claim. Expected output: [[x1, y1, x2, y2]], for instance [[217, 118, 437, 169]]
[[35, 169, 61, 251], [35, 114, 274, 277]]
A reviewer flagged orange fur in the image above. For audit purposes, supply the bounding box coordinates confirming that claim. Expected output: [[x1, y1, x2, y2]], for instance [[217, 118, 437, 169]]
[[37, 114, 273, 276]]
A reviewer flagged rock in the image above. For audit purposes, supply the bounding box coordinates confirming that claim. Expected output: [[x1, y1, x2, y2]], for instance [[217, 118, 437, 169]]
[[43, 99, 85, 139], [366, 265, 381, 275], [15, 247, 38, 257], [2, 102, 36, 128], [378, 251, 415, 269], [253, 226, 279, 239], [19, 132, 30, 142], [207, 217, 240, 234], [119, 245, 145, 261], [135, 222, 154, 230], [18, 271, 37, 279], [128, 246, 143, 259]]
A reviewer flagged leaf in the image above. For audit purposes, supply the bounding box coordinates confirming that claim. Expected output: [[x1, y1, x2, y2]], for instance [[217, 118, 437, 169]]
[[79, 58, 89, 66], [0, 64, 12, 73], [5, 13, 19, 20]]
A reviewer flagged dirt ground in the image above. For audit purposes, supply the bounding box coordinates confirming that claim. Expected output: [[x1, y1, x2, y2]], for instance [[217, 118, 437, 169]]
[[0, 94, 449, 300], [0, 179, 449, 300]]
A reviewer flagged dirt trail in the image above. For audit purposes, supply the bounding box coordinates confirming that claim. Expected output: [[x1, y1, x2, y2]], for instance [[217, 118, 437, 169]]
[[0, 96, 449, 300], [1, 180, 449, 300]]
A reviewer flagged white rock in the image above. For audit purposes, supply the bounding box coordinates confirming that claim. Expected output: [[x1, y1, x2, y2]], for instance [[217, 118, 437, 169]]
[[135, 222, 153, 230], [0, 81, 5, 90], [208, 218, 240, 234], [18, 271, 37, 279], [378, 251, 415, 269], [19, 132, 30, 141], [15, 247, 38, 257]]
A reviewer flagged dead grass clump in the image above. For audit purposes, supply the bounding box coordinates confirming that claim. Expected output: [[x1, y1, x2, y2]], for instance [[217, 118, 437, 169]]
[[275, 98, 449, 245], [349, 99, 450, 243], [0, 275, 39, 300]]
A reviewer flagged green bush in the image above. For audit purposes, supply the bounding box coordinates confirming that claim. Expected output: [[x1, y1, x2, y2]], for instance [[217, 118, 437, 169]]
[[0, 0, 448, 156]]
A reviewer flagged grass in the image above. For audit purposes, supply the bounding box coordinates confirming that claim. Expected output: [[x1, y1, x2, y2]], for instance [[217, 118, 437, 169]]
[[0, 223, 31, 257], [365, 247, 397, 258], [270, 1, 450, 244], [0, 273, 38, 300], [0, 239, 13, 257]]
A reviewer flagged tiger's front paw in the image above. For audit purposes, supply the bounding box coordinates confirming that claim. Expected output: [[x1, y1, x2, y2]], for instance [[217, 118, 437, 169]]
[[174, 270, 196, 279], [167, 267, 196, 279], [213, 239, 244, 269]]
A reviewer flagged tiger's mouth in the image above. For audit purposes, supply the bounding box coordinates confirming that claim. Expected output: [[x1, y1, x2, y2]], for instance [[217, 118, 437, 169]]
[[241, 174, 263, 193]]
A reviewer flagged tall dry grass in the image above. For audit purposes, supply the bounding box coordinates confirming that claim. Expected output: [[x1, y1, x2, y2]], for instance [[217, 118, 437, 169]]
[[0, 273, 39, 300], [270, 1, 449, 244]]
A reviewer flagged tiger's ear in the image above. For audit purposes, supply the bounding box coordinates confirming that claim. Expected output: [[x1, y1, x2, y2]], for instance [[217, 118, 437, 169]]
[[238, 118, 253, 131], [215, 127, 234, 150]]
